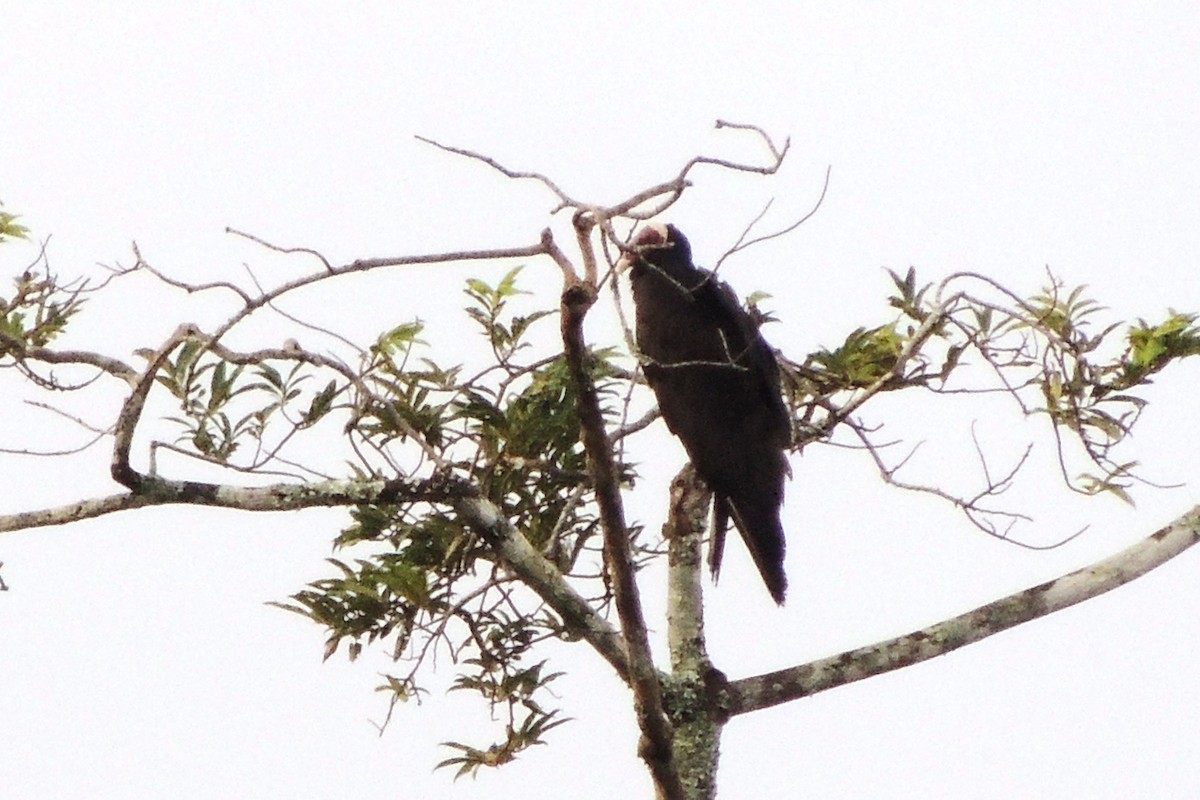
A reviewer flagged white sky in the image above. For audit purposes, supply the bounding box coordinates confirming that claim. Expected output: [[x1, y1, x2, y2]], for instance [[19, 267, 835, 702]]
[[2, 3, 1199, 798]]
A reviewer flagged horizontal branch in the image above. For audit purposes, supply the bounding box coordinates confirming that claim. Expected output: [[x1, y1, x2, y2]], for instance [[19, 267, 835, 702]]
[[0, 475, 454, 534], [205, 240, 552, 346], [0, 472, 631, 681], [418, 119, 788, 226], [15, 344, 139, 387], [724, 504, 1200, 716]]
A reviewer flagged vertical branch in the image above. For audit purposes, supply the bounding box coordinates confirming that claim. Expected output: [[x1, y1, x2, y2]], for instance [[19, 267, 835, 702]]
[[665, 465, 724, 800], [572, 210, 601, 286], [666, 465, 711, 674], [555, 231, 683, 800], [111, 323, 200, 489]]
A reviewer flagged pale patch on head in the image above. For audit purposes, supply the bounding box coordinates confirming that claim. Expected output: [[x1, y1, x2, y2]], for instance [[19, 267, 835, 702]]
[[618, 222, 672, 273], [632, 223, 670, 248]]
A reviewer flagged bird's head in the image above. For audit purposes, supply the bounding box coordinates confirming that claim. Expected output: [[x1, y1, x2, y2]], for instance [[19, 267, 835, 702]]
[[618, 222, 693, 275]]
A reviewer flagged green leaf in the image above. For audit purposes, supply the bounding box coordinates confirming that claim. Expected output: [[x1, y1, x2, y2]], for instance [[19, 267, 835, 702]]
[[810, 325, 906, 388], [374, 320, 426, 359], [0, 205, 30, 242], [495, 265, 528, 299], [302, 380, 338, 425]]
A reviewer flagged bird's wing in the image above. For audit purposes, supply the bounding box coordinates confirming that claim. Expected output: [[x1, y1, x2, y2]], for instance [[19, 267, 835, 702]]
[[694, 273, 790, 443]]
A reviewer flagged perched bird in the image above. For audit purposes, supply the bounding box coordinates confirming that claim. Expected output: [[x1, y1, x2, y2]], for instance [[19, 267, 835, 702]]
[[623, 223, 791, 603]]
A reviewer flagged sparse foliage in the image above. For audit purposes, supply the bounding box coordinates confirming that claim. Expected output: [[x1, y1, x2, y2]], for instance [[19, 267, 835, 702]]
[[3, 126, 1199, 799], [0, 202, 29, 243]]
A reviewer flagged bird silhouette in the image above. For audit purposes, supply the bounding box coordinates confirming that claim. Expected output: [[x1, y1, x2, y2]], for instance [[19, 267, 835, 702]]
[[624, 223, 790, 603]]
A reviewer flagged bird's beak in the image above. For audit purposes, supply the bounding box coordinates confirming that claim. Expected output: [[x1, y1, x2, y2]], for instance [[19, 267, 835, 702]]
[[618, 223, 670, 273], [617, 249, 635, 274]]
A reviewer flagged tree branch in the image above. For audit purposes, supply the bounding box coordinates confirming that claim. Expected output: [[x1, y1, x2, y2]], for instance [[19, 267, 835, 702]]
[[418, 120, 788, 224], [111, 323, 200, 489], [0, 475, 454, 534], [559, 251, 683, 799], [724, 504, 1200, 715], [210, 241, 549, 345], [712, 164, 831, 274], [664, 465, 723, 800], [0, 472, 631, 682], [453, 492, 630, 681], [666, 465, 712, 675], [7, 340, 139, 387]]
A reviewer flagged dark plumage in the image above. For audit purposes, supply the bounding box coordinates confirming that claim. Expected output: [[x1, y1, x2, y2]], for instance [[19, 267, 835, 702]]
[[624, 223, 791, 603]]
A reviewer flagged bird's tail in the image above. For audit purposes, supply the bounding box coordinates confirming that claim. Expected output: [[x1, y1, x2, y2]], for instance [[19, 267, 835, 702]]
[[708, 495, 731, 582], [724, 494, 787, 605]]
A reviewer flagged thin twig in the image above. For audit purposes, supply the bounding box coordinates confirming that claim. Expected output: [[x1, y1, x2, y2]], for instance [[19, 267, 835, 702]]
[[226, 227, 335, 273], [713, 165, 831, 273]]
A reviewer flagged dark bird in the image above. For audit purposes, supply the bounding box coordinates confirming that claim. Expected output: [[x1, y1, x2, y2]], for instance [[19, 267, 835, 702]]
[[623, 223, 791, 603]]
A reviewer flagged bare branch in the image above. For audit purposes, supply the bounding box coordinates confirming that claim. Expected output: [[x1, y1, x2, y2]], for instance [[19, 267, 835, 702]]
[[416, 135, 580, 213], [0, 470, 629, 685], [226, 227, 335, 274], [21, 345, 139, 386], [540, 228, 579, 285], [260, 296, 367, 358], [847, 416, 1040, 544], [148, 440, 312, 481], [612, 406, 661, 441], [453, 492, 630, 682], [602, 124, 787, 221], [0, 400, 109, 456], [126, 242, 254, 304], [560, 273, 683, 799], [712, 165, 831, 273], [419, 120, 789, 227], [211, 240, 549, 345], [724, 504, 1200, 716], [0, 474, 452, 534], [572, 212, 599, 286], [111, 323, 200, 488], [713, 119, 789, 161]]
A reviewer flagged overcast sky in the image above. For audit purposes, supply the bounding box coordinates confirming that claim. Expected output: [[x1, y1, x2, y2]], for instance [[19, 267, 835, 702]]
[[3, 4, 1199, 798]]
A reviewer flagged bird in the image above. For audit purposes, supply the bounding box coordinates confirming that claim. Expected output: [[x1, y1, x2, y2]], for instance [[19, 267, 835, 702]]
[[622, 222, 791, 604]]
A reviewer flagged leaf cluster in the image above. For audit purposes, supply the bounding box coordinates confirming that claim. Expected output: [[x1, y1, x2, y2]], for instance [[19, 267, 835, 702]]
[[1114, 311, 1200, 390], [273, 268, 630, 770], [438, 659, 569, 779], [790, 266, 1199, 510], [0, 266, 84, 356], [0, 202, 28, 243], [154, 342, 333, 464], [808, 324, 905, 390], [464, 266, 554, 366]]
